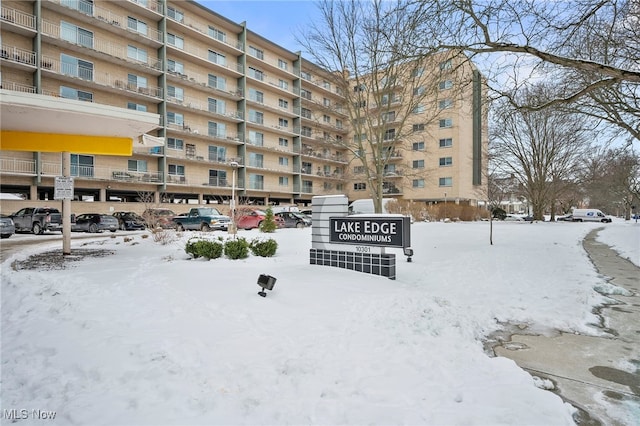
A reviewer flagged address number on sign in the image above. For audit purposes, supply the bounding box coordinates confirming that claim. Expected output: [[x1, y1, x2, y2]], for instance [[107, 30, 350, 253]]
[[355, 246, 371, 253]]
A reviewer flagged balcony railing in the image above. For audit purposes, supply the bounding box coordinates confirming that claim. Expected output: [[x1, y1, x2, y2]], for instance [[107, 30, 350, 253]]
[[168, 42, 244, 75], [46, 0, 163, 42], [1, 45, 36, 66], [169, 15, 244, 51], [1, 6, 36, 29], [166, 95, 243, 120], [167, 70, 243, 98], [41, 19, 162, 70]]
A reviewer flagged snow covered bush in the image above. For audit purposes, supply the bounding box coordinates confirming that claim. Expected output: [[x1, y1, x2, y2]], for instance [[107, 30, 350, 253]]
[[185, 238, 223, 260], [249, 237, 278, 257], [224, 237, 249, 259]]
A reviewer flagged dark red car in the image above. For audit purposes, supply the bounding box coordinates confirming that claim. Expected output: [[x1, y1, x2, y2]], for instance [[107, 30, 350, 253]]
[[236, 209, 285, 230]]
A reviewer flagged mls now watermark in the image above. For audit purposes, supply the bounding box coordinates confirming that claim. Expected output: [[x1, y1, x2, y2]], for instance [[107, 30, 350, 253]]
[[3, 409, 57, 420]]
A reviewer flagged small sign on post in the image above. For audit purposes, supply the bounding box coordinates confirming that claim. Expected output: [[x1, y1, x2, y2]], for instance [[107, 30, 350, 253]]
[[54, 176, 74, 200]]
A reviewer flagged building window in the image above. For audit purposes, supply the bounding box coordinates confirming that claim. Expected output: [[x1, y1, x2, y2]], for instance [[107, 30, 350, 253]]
[[279, 99, 289, 109], [71, 154, 94, 177], [301, 70, 311, 80], [248, 88, 263, 103], [279, 118, 289, 128], [249, 153, 264, 168], [279, 176, 289, 186], [249, 131, 264, 146], [413, 179, 425, 188], [301, 108, 312, 119], [439, 80, 453, 90], [60, 86, 93, 102], [208, 50, 226, 66], [439, 99, 453, 109], [279, 79, 289, 90], [354, 84, 366, 92], [167, 33, 184, 49], [168, 164, 185, 176], [167, 112, 184, 126], [279, 138, 289, 147], [383, 129, 396, 141], [413, 104, 426, 114], [64, 0, 93, 15], [279, 157, 289, 166], [209, 98, 226, 114], [249, 174, 264, 190], [301, 89, 312, 100], [127, 102, 146, 112], [413, 160, 425, 169], [208, 74, 227, 91], [167, 137, 184, 150], [208, 26, 226, 42], [322, 80, 330, 89], [413, 123, 425, 132], [249, 46, 264, 60], [323, 98, 331, 107], [61, 22, 93, 48], [248, 67, 264, 81], [336, 119, 343, 129], [439, 59, 452, 71], [439, 177, 453, 187], [439, 118, 453, 128], [301, 162, 312, 174], [248, 110, 263, 124], [381, 111, 396, 122], [353, 166, 364, 174], [439, 157, 453, 166], [278, 59, 289, 70], [208, 145, 226, 162], [439, 138, 453, 147], [208, 121, 226, 138], [302, 180, 313, 193], [323, 115, 331, 123], [61, 54, 93, 80], [127, 45, 147, 63], [413, 86, 425, 96], [167, 86, 184, 101], [209, 169, 227, 186], [412, 67, 425, 77], [168, 59, 184, 74], [128, 159, 147, 172], [167, 5, 184, 22], [127, 16, 148, 36], [412, 141, 425, 151], [353, 182, 367, 191], [128, 73, 147, 89]]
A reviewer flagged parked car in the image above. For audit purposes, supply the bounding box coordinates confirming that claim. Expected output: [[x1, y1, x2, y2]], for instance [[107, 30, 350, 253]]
[[10, 207, 63, 234], [572, 208, 613, 223], [0, 214, 15, 238], [236, 209, 285, 230], [172, 207, 231, 231], [71, 213, 119, 233], [503, 214, 525, 222], [275, 211, 311, 228], [143, 208, 176, 229], [556, 214, 574, 222], [112, 211, 146, 231]]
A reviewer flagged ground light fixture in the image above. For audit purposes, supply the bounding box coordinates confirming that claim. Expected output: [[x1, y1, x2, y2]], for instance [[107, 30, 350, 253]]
[[257, 274, 277, 297], [404, 247, 414, 262]]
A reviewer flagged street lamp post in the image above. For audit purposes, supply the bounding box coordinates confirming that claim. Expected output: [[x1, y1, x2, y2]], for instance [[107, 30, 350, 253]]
[[444, 192, 447, 221], [229, 161, 239, 236]]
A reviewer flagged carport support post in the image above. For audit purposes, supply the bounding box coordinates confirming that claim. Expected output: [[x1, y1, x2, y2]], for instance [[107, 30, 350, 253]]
[[62, 151, 71, 255]]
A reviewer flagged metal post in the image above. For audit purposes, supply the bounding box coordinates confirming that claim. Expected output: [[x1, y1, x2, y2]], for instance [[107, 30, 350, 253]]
[[444, 192, 447, 220], [62, 151, 71, 255], [229, 161, 239, 235]]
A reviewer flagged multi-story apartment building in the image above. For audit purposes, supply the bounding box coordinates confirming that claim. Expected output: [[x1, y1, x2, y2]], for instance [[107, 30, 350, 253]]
[[0, 0, 485, 213]]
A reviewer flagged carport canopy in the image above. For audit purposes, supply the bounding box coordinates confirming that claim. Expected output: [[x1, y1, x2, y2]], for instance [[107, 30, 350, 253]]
[[0, 90, 162, 155]]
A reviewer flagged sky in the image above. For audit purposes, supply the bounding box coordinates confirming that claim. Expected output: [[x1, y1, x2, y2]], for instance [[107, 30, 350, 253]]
[[197, 0, 318, 54], [1, 218, 639, 424]]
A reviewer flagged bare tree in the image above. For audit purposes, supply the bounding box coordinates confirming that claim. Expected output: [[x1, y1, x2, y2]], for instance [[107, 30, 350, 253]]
[[491, 85, 593, 219], [581, 147, 640, 218], [298, 0, 473, 212], [404, 0, 640, 142]]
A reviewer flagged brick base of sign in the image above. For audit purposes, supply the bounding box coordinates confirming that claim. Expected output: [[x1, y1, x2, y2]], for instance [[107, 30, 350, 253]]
[[309, 249, 396, 280]]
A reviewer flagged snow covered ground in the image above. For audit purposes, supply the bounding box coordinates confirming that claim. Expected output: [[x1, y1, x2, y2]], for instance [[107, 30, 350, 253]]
[[1, 219, 638, 425]]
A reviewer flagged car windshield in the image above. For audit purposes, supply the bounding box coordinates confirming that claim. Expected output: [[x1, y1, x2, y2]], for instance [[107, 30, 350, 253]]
[[254, 210, 266, 215], [199, 208, 221, 215]]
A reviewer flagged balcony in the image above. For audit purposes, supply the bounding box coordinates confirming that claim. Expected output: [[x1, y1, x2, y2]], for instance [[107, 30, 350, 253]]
[[41, 19, 162, 72], [1, 6, 37, 35], [167, 14, 244, 53], [1, 45, 37, 69], [167, 70, 243, 100], [166, 95, 243, 121], [167, 43, 243, 76]]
